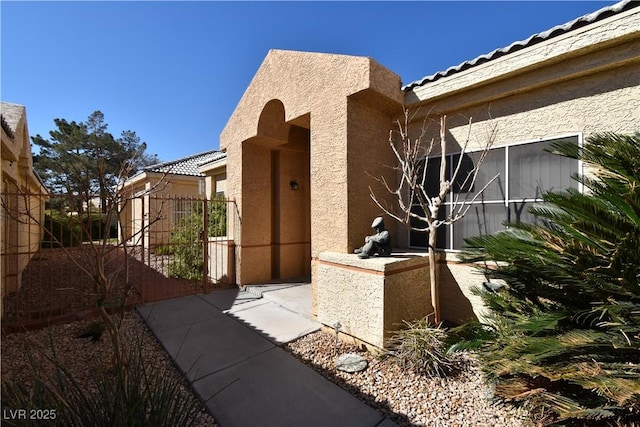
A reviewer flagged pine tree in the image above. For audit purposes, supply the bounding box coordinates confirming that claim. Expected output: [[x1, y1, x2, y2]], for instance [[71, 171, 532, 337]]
[[33, 111, 158, 213]]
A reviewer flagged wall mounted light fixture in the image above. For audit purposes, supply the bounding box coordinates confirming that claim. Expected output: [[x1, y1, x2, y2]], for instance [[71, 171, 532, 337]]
[[290, 180, 299, 191]]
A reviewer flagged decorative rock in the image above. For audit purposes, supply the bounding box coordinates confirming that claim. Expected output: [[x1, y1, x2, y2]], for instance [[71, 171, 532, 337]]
[[336, 353, 368, 373], [287, 332, 531, 426]]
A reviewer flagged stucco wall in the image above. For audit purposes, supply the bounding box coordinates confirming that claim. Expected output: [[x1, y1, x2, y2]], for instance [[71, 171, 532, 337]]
[[346, 97, 400, 252], [393, 9, 640, 326], [316, 252, 431, 348], [439, 260, 490, 325], [220, 7, 638, 338], [404, 8, 639, 153], [1, 103, 48, 317], [238, 142, 272, 284], [208, 237, 235, 285], [221, 50, 403, 285], [221, 51, 373, 261], [404, 62, 639, 158], [275, 138, 311, 278]]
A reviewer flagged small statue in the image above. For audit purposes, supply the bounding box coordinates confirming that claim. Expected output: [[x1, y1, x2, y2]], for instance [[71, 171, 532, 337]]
[[354, 216, 391, 259]]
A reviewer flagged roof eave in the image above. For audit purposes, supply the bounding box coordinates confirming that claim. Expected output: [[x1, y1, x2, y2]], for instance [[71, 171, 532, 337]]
[[404, 0, 639, 92], [405, 3, 640, 105], [198, 156, 227, 174]]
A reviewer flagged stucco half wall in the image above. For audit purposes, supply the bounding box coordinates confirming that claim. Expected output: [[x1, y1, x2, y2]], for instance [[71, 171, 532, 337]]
[[220, 49, 403, 286]]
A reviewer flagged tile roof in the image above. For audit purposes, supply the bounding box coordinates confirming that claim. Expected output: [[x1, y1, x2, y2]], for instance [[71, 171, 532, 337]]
[[144, 150, 226, 176], [404, 0, 638, 90], [1, 102, 26, 139]]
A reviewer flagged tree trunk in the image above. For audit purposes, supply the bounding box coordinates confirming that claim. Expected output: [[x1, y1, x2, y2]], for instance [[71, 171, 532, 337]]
[[428, 224, 440, 324], [100, 306, 127, 377]]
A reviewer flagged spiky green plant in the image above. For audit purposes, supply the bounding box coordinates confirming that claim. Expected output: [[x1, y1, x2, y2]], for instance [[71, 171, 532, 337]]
[[168, 197, 227, 281], [385, 317, 465, 377], [459, 132, 640, 425]]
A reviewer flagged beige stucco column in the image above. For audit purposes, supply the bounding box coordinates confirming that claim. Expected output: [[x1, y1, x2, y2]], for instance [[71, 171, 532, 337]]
[[220, 49, 403, 291]]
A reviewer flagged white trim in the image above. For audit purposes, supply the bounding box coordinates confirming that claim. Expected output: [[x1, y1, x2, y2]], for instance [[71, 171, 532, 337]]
[[577, 132, 585, 194], [504, 144, 510, 210], [443, 132, 584, 156]]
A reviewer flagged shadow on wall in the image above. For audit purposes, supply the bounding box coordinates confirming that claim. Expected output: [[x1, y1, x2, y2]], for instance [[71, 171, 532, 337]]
[[438, 264, 479, 326]]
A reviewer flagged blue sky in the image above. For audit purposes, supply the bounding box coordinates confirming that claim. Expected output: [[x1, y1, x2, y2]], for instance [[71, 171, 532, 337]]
[[2, 1, 614, 162]]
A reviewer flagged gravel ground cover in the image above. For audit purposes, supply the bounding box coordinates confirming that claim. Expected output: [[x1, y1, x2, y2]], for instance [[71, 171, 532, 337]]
[[1, 312, 217, 427], [3, 306, 532, 427], [285, 331, 533, 427]]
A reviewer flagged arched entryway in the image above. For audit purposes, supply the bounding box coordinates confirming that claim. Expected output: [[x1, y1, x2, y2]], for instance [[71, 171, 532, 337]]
[[241, 100, 311, 283], [220, 50, 404, 289]]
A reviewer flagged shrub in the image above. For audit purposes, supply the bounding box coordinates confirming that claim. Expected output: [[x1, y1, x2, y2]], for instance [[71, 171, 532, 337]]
[[460, 132, 640, 425], [168, 197, 227, 281], [41, 210, 81, 248], [1, 325, 203, 427], [385, 317, 464, 377], [154, 245, 174, 255], [75, 319, 106, 341], [41, 210, 117, 248]]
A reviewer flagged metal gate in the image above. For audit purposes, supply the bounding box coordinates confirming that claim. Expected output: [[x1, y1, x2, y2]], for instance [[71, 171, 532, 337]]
[[1, 190, 237, 332], [124, 194, 237, 302]]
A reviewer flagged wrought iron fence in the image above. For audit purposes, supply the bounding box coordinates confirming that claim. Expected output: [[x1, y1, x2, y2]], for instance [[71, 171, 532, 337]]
[[1, 190, 238, 332]]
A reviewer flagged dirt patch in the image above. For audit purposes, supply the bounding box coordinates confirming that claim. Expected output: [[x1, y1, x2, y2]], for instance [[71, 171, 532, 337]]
[[2, 247, 217, 327]]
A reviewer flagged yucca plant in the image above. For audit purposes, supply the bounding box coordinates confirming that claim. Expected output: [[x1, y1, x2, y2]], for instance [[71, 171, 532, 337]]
[[459, 132, 640, 425]]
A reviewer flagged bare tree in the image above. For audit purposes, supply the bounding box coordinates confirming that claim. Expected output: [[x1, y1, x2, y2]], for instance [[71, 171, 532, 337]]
[[370, 108, 498, 324], [2, 151, 170, 367]]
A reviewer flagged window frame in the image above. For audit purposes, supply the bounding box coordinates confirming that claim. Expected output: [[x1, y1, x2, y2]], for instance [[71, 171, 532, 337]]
[[173, 198, 195, 227], [407, 132, 583, 252]]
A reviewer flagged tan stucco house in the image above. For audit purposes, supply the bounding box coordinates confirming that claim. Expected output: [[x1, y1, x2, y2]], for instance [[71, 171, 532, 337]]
[[119, 150, 234, 284], [1, 102, 49, 317], [221, 1, 639, 347], [119, 149, 227, 248]]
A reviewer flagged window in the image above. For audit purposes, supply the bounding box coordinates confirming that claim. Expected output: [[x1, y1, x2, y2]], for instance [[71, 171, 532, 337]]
[[214, 173, 226, 197], [409, 135, 581, 250], [173, 199, 195, 227]]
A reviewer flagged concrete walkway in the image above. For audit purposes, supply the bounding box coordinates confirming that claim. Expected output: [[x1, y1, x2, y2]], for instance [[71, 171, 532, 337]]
[[137, 284, 397, 427]]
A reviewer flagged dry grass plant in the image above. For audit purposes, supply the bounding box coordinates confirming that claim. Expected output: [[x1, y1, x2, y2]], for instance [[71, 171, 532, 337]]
[[1, 317, 204, 427], [384, 317, 466, 378]]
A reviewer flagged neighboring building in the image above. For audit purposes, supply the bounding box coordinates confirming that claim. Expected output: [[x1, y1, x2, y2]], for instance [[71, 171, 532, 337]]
[[119, 149, 227, 249], [1, 102, 49, 317], [198, 153, 227, 199], [220, 1, 639, 347]]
